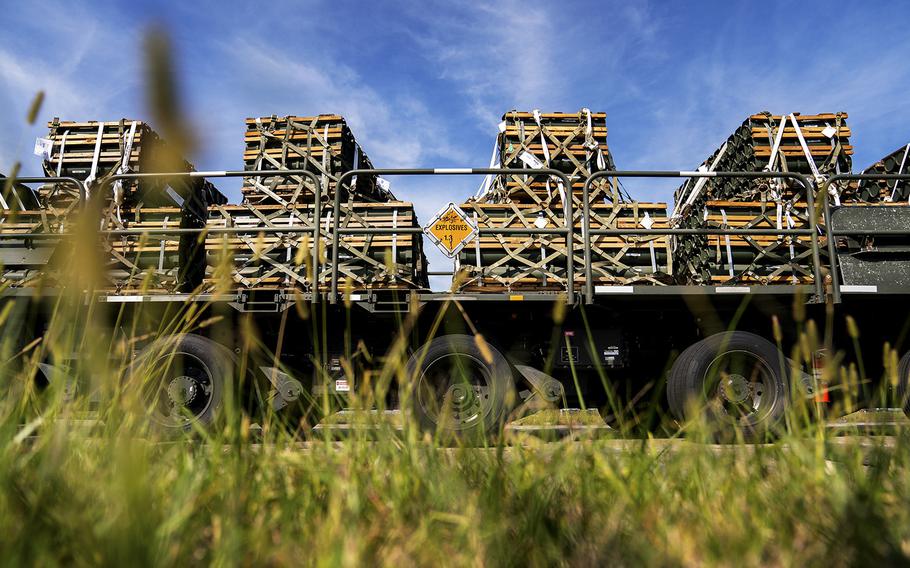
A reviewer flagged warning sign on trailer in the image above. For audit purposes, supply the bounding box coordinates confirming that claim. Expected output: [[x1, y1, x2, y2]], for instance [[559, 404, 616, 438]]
[[424, 202, 478, 258]]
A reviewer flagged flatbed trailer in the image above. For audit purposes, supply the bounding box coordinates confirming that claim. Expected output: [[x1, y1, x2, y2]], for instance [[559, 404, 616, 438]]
[[3, 169, 910, 440]]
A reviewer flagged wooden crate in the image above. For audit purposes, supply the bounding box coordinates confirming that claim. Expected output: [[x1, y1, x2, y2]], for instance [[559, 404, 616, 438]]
[[0, 209, 64, 287], [103, 205, 207, 293], [242, 115, 391, 206], [674, 201, 824, 285], [455, 201, 671, 291], [40, 119, 226, 214], [672, 112, 851, 285], [478, 109, 617, 207], [204, 202, 427, 292]]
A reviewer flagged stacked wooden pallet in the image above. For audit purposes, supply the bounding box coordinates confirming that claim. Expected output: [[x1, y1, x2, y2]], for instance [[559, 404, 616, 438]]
[[205, 202, 426, 292], [242, 115, 391, 206], [456, 201, 671, 291], [457, 110, 670, 292], [207, 114, 427, 293], [29, 119, 227, 293], [851, 142, 910, 203], [0, 207, 64, 287], [40, 119, 225, 213], [478, 109, 616, 207], [672, 112, 851, 285]]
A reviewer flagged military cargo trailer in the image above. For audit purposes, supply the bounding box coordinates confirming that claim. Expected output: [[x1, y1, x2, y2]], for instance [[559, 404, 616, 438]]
[[3, 169, 910, 441]]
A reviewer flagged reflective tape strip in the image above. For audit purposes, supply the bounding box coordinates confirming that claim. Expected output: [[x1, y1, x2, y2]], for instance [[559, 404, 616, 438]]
[[840, 285, 877, 293], [595, 286, 634, 294], [680, 170, 717, 177], [434, 168, 472, 174], [192, 171, 228, 177], [716, 287, 750, 294], [104, 295, 146, 302], [509, 295, 524, 301]]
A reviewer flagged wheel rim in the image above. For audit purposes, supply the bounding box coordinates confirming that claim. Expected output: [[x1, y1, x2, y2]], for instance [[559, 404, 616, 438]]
[[416, 353, 495, 431], [703, 350, 778, 426], [143, 352, 216, 428]]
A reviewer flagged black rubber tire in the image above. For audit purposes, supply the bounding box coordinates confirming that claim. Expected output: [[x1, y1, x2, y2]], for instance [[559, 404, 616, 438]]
[[895, 351, 910, 416], [126, 333, 234, 433], [401, 334, 515, 442], [667, 331, 789, 439]]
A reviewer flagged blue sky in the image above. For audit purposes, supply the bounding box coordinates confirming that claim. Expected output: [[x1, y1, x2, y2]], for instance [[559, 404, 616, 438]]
[[1, 0, 908, 281]]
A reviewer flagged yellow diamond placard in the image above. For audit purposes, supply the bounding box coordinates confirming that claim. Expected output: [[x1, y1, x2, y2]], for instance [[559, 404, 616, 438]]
[[424, 203, 478, 258]]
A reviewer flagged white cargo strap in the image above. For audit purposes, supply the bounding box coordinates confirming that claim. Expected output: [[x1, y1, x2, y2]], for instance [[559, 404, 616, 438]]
[[784, 203, 796, 259], [84, 123, 105, 196], [532, 109, 565, 207], [766, 117, 787, 170], [720, 209, 734, 277], [672, 142, 728, 220], [391, 208, 398, 266], [472, 212, 482, 274], [475, 128, 503, 199], [112, 121, 138, 224], [352, 143, 359, 192], [789, 113, 834, 205], [158, 216, 169, 271], [640, 212, 657, 272], [253, 118, 264, 171], [321, 125, 330, 199], [826, 122, 843, 175], [56, 130, 69, 176], [541, 244, 547, 285], [889, 143, 910, 202]]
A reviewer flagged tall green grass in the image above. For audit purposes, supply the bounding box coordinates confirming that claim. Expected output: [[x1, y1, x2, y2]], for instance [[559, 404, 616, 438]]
[[2, 29, 910, 567]]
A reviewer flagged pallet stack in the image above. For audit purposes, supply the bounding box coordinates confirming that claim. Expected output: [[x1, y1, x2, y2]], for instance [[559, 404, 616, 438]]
[[0, 175, 61, 287], [456, 109, 671, 292], [242, 115, 391, 206], [33, 119, 227, 292], [671, 112, 852, 285], [851, 142, 910, 203], [206, 115, 427, 293]]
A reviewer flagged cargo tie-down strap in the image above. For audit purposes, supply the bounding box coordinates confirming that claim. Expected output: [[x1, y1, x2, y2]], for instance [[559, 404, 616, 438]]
[[84, 123, 105, 198], [111, 121, 138, 224], [474, 122, 504, 200], [890, 143, 910, 202], [671, 142, 729, 224]]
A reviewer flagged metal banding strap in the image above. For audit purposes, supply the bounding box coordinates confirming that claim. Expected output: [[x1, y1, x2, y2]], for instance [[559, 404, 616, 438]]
[[474, 133, 502, 199], [84, 123, 105, 195], [113, 121, 139, 223], [472, 211, 482, 281], [673, 144, 728, 221], [890, 143, 910, 201], [720, 209, 734, 277], [56, 130, 69, 177], [391, 208, 398, 266], [158, 216, 169, 271]]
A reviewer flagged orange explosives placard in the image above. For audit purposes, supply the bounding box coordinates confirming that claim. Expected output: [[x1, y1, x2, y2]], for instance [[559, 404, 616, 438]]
[[424, 203, 478, 257]]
